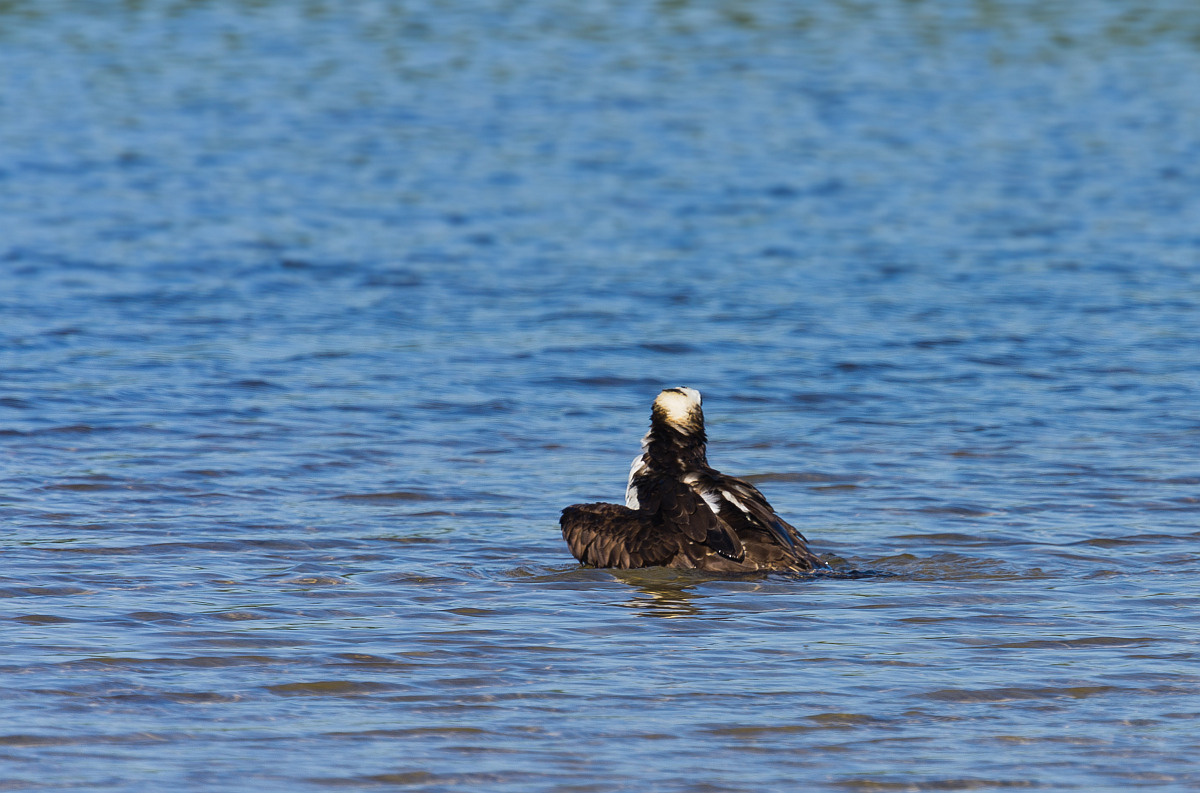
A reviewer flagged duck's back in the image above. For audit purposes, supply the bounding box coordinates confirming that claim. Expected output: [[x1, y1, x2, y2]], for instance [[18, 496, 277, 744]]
[[560, 501, 818, 572]]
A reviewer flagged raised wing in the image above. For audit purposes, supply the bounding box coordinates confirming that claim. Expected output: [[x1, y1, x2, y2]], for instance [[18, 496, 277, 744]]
[[561, 502, 681, 568], [685, 470, 810, 558], [634, 474, 744, 561]]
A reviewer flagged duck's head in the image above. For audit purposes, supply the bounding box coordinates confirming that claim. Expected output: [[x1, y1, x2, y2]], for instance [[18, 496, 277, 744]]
[[652, 387, 704, 434]]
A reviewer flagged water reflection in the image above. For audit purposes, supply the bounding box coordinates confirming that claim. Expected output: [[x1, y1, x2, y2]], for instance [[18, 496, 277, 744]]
[[612, 571, 704, 618]]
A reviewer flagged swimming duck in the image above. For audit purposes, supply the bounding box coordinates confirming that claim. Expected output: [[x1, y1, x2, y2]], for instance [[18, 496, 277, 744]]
[[561, 387, 826, 572]]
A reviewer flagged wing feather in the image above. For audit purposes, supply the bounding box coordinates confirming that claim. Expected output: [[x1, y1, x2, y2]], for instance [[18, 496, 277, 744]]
[[636, 475, 744, 561], [688, 471, 810, 556], [561, 502, 680, 568]]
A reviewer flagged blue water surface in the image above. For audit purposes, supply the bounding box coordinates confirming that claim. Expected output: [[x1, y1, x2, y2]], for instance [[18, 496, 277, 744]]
[[3, 2, 1200, 790]]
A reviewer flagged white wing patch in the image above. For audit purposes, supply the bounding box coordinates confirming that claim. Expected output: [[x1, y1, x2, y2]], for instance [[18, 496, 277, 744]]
[[625, 454, 647, 509], [697, 488, 724, 517], [683, 474, 731, 518], [721, 489, 752, 515]]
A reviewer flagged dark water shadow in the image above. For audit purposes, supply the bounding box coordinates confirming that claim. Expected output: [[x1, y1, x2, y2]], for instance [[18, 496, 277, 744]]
[[618, 568, 899, 617], [603, 565, 898, 617]]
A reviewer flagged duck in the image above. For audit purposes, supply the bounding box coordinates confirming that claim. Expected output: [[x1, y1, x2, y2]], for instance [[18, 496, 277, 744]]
[[561, 387, 827, 572]]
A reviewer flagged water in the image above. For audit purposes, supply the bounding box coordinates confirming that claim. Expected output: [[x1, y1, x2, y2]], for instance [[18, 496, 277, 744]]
[[4, 1, 1200, 790]]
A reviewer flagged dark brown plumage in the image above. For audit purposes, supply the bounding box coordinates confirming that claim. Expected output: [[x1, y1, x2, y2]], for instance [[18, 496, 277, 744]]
[[561, 387, 827, 573]]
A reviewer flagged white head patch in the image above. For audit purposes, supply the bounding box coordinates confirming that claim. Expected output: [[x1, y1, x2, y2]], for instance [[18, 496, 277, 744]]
[[654, 387, 702, 428]]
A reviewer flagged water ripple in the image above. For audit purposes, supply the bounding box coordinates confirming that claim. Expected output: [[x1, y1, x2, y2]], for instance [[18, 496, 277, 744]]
[[5, 1, 1200, 791]]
